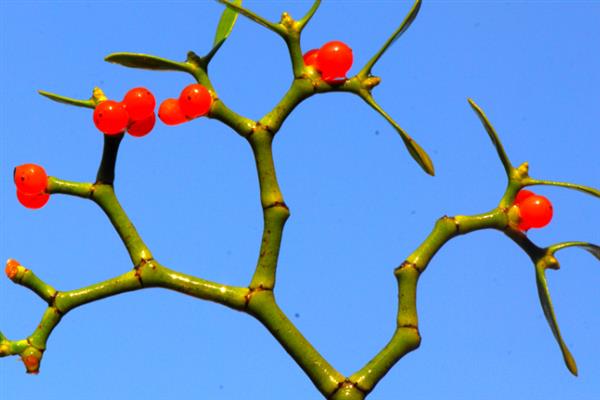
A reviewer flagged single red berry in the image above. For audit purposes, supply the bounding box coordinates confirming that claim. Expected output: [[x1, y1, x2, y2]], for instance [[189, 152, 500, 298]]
[[178, 84, 212, 119], [93, 100, 129, 135], [303, 49, 319, 67], [316, 41, 353, 82], [5, 259, 19, 280], [13, 164, 47, 194], [158, 98, 188, 126], [518, 194, 553, 230], [514, 189, 535, 205], [122, 87, 156, 121], [17, 190, 50, 209], [127, 113, 156, 137]]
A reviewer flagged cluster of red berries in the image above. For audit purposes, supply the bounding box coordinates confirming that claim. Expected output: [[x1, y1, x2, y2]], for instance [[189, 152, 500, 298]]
[[93, 87, 157, 137], [513, 189, 553, 231], [303, 41, 353, 83], [159, 84, 213, 126], [13, 164, 49, 209]]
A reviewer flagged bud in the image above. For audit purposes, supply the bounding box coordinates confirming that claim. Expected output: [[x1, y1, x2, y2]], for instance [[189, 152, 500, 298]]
[[5, 259, 19, 280]]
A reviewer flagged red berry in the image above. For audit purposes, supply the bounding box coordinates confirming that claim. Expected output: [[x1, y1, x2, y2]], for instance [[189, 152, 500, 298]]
[[13, 164, 47, 194], [303, 49, 319, 67], [5, 259, 19, 280], [127, 113, 156, 137], [179, 84, 212, 119], [518, 194, 553, 230], [316, 41, 353, 82], [514, 189, 534, 205], [158, 98, 188, 126], [122, 87, 156, 121], [93, 100, 129, 135], [17, 190, 49, 209]]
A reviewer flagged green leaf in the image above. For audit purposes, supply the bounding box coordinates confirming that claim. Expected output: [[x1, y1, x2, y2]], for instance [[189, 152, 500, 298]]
[[105, 53, 191, 73], [213, 0, 242, 47], [468, 98, 513, 177], [534, 262, 578, 376], [359, 0, 422, 76], [38, 90, 96, 109], [216, 0, 282, 35], [298, 0, 321, 30], [524, 179, 600, 198], [362, 94, 434, 175], [550, 242, 600, 261]]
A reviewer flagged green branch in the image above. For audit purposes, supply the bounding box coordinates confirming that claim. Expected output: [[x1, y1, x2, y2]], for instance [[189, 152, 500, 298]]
[[247, 290, 344, 397], [48, 177, 151, 266], [247, 130, 289, 289], [6, 262, 57, 303], [350, 210, 507, 393], [93, 185, 153, 266]]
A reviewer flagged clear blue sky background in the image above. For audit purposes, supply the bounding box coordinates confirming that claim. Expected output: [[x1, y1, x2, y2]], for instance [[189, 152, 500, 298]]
[[1, 1, 598, 399]]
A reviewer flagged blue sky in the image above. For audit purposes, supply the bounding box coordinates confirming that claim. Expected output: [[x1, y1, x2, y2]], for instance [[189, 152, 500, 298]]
[[1, 1, 599, 399]]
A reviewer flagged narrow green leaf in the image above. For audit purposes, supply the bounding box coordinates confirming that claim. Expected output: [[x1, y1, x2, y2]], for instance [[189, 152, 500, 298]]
[[214, 0, 242, 47], [468, 99, 513, 177], [362, 94, 434, 175], [105, 53, 191, 73], [524, 179, 600, 198], [550, 242, 600, 261], [215, 0, 283, 36], [298, 0, 321, 30], [359, 0, 422, 76], [534, 263, 578, 376], [38, 90, 95, 109]]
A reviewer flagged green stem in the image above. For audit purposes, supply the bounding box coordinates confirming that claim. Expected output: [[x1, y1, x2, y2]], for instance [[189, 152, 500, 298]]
[[28, 308, 62, 350], [0, 335, 29, 356], [350, 210, 506, 393], [209, 99, 256, 137], [92, 185, 152, 266], [47, 178, 93, 198], [260, 79, 314, 133], [284, 33, 305, 78], [55, 270, 143, 313], [248, 130, 289, 289], [148, 263, 249, 310], [10, 265, 57, 303], [247, 290, 344, 397]]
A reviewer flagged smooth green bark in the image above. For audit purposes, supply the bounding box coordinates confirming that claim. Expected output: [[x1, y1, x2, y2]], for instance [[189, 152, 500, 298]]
[[2, 0, 597, 395]]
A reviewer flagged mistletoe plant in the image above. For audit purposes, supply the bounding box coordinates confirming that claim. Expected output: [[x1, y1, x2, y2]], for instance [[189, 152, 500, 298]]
[[1, 1, 598, 399]]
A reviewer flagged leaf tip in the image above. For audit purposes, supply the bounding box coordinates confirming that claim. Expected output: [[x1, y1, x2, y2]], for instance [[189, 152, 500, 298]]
[[467, 97, 479, 110], [565, 352, 578, 376]]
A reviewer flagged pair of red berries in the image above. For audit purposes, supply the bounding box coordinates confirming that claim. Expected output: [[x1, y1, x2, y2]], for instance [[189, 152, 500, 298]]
[[158, 84, 213, 126], [513, 189, 553, 231], [93, 87, 157, 137], [13, 164, 49, 209], [303, 41, 353, 83]]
